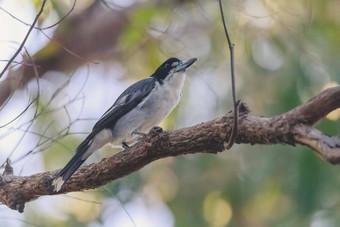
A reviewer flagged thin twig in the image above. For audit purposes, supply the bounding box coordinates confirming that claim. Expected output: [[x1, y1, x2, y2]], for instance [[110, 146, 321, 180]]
[[0, 0, 47, 78], [0, 99, 36, 128], [219, 0, 239, 149], [0, 0, 76, 31], [0, 60, 39, 67], [39, 0, 77, 30]]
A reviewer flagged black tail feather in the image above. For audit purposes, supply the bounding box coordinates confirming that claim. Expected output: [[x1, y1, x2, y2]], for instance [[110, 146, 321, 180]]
[[52, 134, 94, 191]]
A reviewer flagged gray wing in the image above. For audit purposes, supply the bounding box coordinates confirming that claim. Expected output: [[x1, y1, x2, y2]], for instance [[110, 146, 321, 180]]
[[92, 77, 156, 133]]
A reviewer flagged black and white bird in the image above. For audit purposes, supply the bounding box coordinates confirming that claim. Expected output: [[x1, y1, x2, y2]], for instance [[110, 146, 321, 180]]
[[52, 57, 197, 192]]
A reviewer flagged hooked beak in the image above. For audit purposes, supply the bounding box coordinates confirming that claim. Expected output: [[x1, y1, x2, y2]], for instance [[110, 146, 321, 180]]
[[175, 58, 197, 72]]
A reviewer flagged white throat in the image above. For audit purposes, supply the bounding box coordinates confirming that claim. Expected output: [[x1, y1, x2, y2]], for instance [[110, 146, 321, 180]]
[[165, 70, 186, 91]]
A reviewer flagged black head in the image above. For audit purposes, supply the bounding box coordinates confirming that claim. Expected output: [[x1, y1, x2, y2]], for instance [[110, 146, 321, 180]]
[[151, 57, 197, 82]]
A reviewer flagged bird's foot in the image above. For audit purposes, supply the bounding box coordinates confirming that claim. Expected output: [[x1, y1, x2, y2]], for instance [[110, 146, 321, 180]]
[[122, 142, 130, 150], [151, 126, 163, 133], [132, 131, 147, 136]]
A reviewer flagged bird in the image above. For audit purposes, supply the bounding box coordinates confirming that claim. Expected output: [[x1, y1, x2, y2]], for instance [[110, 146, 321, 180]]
[[52, 57, 197, 192]]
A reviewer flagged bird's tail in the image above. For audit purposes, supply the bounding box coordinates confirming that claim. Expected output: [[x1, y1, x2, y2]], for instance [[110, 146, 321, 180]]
[[52, 134, 94, 192]]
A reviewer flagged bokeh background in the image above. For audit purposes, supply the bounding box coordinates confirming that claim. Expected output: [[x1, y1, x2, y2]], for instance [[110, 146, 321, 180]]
[[0, 0, 340, 226]]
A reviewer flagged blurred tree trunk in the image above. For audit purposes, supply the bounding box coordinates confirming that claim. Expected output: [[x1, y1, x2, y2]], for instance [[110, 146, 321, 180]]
[[0, 1, 131, 107]]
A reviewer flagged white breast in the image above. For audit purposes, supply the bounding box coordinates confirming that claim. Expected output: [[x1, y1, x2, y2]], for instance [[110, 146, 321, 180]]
[[144, 71, 186, 119], [111, 72, 186, 146]]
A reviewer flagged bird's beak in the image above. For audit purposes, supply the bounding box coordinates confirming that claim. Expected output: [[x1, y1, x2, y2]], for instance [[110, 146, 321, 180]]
[[175, 58, 197, 72]]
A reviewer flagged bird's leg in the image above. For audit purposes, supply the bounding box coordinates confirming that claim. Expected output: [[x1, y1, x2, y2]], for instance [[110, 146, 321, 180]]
[[131, 127, 163, 144], [132, 131, 147, 136], [122, 142, 130, 150]]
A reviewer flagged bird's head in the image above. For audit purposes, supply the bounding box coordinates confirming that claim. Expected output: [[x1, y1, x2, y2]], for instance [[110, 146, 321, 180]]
[[151, 57, 197, 82]]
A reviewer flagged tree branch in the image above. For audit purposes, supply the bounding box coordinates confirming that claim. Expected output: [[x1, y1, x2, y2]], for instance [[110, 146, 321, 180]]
[[0, 86, 339, 212]]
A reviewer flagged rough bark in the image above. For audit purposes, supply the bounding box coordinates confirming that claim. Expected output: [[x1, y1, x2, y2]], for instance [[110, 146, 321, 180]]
[[0, 86, 339, 213]]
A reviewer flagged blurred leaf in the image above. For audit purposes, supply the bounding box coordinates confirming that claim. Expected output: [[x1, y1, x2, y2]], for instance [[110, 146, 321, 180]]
[[120, 6, 166, 51], [31, 0, 53, 26]]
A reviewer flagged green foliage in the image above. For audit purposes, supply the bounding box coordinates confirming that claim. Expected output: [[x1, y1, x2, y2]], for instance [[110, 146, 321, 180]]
[[31, 0, 51, 25], [120, 6, 166, 51]]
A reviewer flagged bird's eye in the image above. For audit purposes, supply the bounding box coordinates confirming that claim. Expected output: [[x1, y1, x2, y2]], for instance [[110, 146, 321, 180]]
[[172, 62, 179, 67], [165, 63, 170, 68]]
